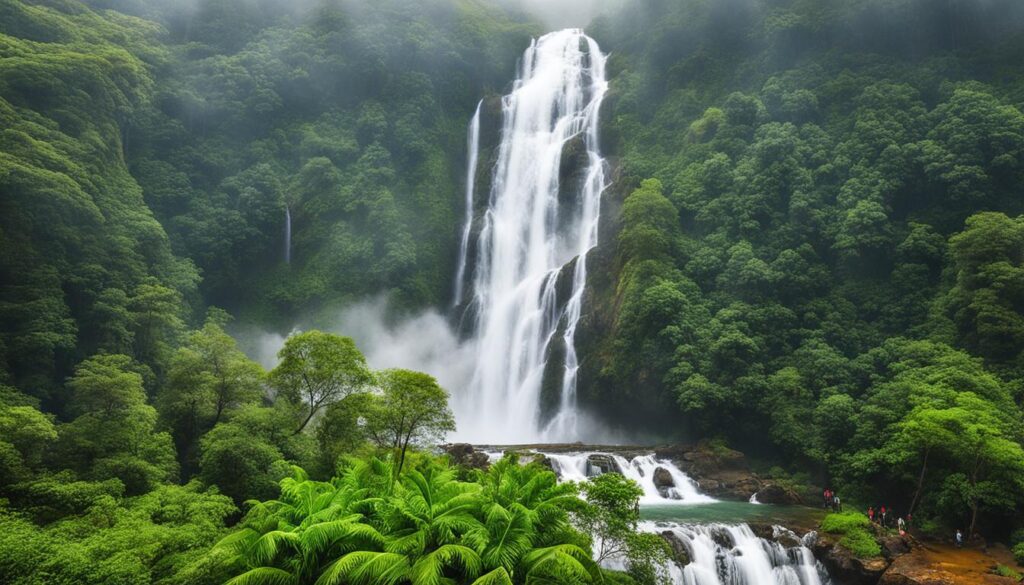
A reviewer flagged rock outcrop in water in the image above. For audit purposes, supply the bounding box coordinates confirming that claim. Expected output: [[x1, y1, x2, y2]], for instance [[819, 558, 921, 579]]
[[754, 483, 805, 505], [657, 442, 765, 501]]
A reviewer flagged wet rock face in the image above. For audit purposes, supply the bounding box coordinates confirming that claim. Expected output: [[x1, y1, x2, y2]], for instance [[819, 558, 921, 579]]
[[656, 441, 764, 501], [754, 483, 804, 505], [586, 453, 621, 475], [660, 530, 691, 567], [531, 454, 555, 472], [443, 443, 490, 470], [813, 534, 892, 585], [653, 466, 675, 487], [652, 466, 676, 498]]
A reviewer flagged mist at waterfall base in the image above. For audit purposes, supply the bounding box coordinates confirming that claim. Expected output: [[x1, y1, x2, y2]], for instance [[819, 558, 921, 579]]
[[242, 296, 647, 444]]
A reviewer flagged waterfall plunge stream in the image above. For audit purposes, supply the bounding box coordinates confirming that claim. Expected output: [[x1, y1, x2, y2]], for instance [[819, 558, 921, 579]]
[[648, 524, 830, 585], [454, 28, 608, 443]]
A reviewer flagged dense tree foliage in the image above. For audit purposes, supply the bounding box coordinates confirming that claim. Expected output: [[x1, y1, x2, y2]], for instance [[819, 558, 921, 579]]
[[578, 0, 1024, 539], [114, 0, 538, 322]]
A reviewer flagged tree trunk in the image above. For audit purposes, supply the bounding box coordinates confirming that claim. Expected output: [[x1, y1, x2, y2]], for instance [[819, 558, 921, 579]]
[[908, 447, 930, 517], [294, 405, 316, 435], [969, 501, 979, 540], [968, 457, 981, 539]]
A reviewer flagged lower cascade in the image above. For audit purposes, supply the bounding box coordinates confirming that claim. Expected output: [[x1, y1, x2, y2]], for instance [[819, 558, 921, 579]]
[[542, 451, 716, 504], [639, 523, 829, 585]]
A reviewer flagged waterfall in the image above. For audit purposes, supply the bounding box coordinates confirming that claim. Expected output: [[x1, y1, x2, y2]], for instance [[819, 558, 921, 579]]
[[646, 523, 830, 585], [543, 452, 715, 505], [452, 101, 481, 307], [284, 203, 292, 262], [457, 28, 608, 443]]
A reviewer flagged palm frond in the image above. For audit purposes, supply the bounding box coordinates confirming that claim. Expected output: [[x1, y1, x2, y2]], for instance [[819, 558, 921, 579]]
[[520, 544, 602, 584], [409, 544, 482, 585], [224, 567, 298, 585], [470, 567, 514, 585], [299, 518, 377, 557], [316, 551, 410, 585], [251, 530, 301, 566]]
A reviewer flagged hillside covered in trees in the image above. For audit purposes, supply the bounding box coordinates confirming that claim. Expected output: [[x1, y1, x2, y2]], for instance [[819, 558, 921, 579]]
[[2, 0, 1024, 583]]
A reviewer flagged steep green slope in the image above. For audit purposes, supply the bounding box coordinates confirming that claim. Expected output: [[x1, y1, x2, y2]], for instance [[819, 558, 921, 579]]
[[0, 0, 197, 408], [579, 0, 1024, 535], [113, 0, 537, 322]]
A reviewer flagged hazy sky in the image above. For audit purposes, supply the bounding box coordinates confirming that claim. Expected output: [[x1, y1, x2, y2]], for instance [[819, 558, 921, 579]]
[[498, 0, 627, 29]]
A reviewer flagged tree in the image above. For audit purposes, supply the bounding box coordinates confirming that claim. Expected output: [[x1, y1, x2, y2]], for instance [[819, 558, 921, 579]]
[[58, 354, 177, 494], [574, 473, 670, 583], [938, 393, 1024, 537], [161, 313, 264, 473], [0, 403, 57, 485], [315, 392, 376, 474], [197, 404, 302, 503], [269, 331, 373, 435], [366, 369, 455, 477]]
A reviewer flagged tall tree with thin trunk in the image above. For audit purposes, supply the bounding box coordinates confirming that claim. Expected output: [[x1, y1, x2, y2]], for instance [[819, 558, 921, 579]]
[[269, 331, 373, 435], [366, 369, 455, 477]]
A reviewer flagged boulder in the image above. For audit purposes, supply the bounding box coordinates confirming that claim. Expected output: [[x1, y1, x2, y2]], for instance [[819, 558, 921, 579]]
[[442, 443, 490, 470], [531, 454, 555, 472], [653, 466, 675, 487], [586, 453, 622, 476], [879, 536, 911, 560], [749, 524, 803, 549], [753, 483, 804, 505], [658, 441, 764, 501], [813, 534, 892, 585], [660, 530, 691, 567]]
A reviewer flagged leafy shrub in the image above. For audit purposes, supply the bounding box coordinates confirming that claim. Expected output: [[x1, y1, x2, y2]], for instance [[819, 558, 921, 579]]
[[1013, 542, 1024, 566], [995, 564, 1023, 580], [822, 512, 880, 558], [821, 512, 871, 534], [840, 529, 882, 558], [1011, 528, 1024, 544]]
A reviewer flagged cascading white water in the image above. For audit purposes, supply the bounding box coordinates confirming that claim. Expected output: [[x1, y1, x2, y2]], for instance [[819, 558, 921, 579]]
[[452, 101, 481, 308], [456, 28, 608, 443], [543, 452, 715, 505], [284, 204, 292, 264], [614, 455, 715, 504], [648, 523, 830, 585]]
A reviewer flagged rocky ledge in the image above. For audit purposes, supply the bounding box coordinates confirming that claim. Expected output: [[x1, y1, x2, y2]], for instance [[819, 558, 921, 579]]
[[656, 441, 799, 503], [813, 530, 910, 585]]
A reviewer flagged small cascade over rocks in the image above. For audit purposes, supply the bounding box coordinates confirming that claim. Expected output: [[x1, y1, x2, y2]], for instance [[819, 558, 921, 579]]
[[540, 451, 715, 504], [452, 101, 481, 308], [283, 204, 292, 264], [649, 522, 830, 585]]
